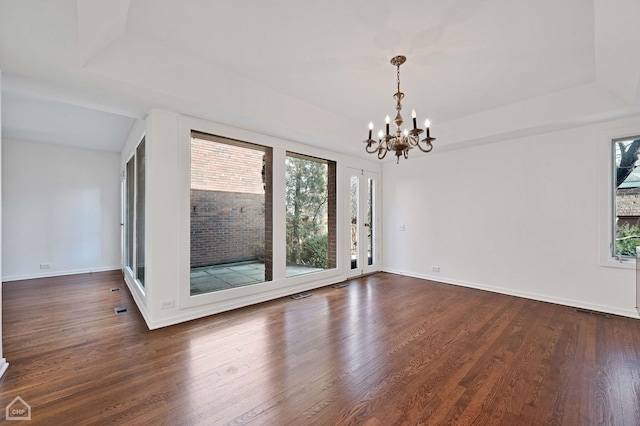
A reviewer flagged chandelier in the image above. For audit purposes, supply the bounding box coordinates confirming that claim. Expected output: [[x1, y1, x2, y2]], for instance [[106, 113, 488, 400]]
[[364, 55, 435, 163]]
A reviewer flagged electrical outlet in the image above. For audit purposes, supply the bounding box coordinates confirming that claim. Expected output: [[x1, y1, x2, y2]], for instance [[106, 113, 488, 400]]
[[398, 224, 406, 231], [40, 263, 51, 270], [432, 266, 440, 272], [160, 299, 175, 310]]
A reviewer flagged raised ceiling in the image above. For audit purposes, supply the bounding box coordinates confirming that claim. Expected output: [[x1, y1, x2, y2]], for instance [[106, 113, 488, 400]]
[[1, 0, 639, 155]]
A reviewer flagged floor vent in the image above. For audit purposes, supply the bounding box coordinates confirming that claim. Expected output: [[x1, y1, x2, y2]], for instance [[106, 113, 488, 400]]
[[109, 287, 120, 292], [332, 283, 350, 289], [291, 293, 312, 300], [574, 308, 610, 318], [114, 306, 128, 314]]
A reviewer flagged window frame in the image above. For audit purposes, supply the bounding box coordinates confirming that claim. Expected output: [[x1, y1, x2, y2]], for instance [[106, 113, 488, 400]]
[[177, 116, 347, 311], [188, 130, 273, 296], [599, 128, 640, 269], [612, 135, 640, 260]]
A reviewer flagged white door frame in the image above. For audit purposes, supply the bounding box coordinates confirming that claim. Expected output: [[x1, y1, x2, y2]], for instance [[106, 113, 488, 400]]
[[346, 168, 380, 278]]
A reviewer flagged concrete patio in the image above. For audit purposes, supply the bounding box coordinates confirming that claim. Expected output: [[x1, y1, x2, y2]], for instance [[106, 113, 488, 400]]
[[190, 261, 324, 295]]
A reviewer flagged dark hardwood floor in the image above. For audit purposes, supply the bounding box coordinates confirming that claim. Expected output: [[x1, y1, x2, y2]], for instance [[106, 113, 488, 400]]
[[1, 271, 640, 425]]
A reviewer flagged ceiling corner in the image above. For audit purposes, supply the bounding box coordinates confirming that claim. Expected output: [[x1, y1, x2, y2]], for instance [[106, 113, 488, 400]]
[[76, 0, 130, 67]]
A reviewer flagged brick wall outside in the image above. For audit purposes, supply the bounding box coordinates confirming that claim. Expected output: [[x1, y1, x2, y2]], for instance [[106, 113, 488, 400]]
[[191, 136, 266, 268], [617, 187, 640, 227], [617, 188, 640, 216], [191, 138, 264, 194], [190, 190, 265, 267]]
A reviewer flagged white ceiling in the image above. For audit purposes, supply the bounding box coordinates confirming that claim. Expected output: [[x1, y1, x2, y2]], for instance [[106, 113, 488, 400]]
[[1, 0, 640, 156]]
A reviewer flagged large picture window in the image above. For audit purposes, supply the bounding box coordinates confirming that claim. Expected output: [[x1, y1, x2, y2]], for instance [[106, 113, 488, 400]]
[[613, 136, 640, 258], [285, 152, 336, 277], [190, 131, 272, 295]]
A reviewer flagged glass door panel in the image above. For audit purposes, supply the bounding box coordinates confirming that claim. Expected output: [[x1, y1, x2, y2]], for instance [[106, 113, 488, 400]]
[[367, 177, 374, 267], [350, 175, 359, 271], [347, 169, 378, 277]]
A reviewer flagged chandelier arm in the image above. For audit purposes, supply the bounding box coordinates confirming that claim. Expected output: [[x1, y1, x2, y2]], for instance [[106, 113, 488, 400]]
[[365, 141, 379, 154], [416, 141, 434, 153], [377, 147, 388, 160]]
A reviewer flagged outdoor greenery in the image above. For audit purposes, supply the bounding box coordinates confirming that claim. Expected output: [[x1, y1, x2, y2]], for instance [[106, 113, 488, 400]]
[[300, 234, 328, 268], [615, 223, 640, 257], [285, 155, 329, 269]]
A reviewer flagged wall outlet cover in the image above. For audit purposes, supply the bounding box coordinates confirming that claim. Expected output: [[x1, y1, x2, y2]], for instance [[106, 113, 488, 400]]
[[160, 299, 175, 310]]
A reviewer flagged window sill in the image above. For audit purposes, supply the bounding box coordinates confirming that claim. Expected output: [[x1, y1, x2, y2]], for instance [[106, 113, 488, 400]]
[[600, 257, 636, 269]]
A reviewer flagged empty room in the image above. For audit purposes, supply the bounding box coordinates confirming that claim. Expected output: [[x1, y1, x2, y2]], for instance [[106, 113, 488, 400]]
[[2, 0, 640, 424]]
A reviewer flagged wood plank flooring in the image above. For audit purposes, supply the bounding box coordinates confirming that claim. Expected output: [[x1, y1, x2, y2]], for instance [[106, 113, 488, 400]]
[[1, 271, 640, 425]]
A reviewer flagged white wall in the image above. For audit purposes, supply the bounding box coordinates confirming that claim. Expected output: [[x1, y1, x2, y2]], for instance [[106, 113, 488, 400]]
[[2, 139, 121, 280], [382, 115, 640, 318]]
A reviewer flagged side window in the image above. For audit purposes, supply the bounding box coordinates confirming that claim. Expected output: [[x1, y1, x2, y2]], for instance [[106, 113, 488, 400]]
[[124, 137, 145, 288], [135, 138, 146, 286], [613, 136, 640, 258]]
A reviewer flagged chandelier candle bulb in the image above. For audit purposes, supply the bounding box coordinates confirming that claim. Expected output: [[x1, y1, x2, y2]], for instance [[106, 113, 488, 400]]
[[368, 122, 373, 139], [425, 118, 431, 138], [378, 129, 384, 139], [385, 115, 390, 135], [412, 109, 417, 130]]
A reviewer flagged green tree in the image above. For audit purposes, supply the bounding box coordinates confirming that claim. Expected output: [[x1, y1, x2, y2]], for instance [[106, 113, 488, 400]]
[[616, 140, 640, 187], [285, 156, 328, 268], [615, 222, 640, 256]]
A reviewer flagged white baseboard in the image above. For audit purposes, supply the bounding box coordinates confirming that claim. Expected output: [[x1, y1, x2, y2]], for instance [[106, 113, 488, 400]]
[[2, 266, 121, 282], [145, 273, 348, 330], [382, 268, 640, 320], [0, 358, 9, 379]]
